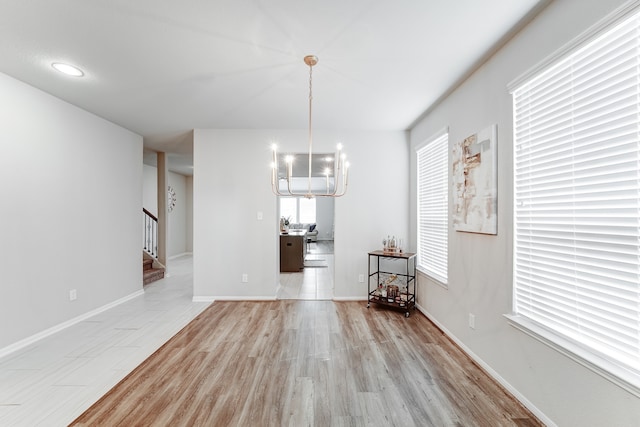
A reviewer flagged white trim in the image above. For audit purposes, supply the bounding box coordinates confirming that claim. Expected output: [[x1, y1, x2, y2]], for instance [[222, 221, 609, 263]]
[[207, 296, 278, 301], [275, 283, 284, 299], [0, 290, 145, 359], [169, 252, 192, 260], [415, 303, 556, 427], [192, 296, 216, 303], [505, 314, 640, 398], [508, 0, 640, 92], [333, 296, 368, 302], [195, 295, 366, 302]]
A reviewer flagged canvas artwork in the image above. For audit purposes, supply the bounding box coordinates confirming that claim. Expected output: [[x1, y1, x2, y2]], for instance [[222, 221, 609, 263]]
[[452, 125, 497, 235]]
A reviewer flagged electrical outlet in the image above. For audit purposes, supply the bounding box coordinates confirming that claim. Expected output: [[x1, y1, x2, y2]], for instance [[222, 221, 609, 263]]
[[358, 274, 365, 283], [69, 289, 77, 301], [468, 313, 475, 329], [257, 211, 263, 220], [242, 274, 248, 283]]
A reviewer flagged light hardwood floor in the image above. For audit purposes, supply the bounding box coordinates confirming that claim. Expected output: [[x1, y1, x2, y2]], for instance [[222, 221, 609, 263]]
[[0, 255, 209, 426], [71, 300, 543, 427]]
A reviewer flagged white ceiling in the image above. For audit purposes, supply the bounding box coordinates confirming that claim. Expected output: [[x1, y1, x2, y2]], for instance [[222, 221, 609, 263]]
[[0, 0, 549, 175]]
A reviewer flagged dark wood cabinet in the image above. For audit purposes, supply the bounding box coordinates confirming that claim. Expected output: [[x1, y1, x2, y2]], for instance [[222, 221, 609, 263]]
[[280, 231, 307, 272]]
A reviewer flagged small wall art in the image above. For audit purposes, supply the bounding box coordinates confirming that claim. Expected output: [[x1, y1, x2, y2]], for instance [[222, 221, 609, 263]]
[[452, 124, 497, 235]]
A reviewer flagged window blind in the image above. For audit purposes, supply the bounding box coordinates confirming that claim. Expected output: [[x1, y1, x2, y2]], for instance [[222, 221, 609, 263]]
[[417, 132, 449, 284], [279, 197, 316, 224], [279, 197, 297, 222], [512, 10, 640, 380], [298, 197, 316, 224]]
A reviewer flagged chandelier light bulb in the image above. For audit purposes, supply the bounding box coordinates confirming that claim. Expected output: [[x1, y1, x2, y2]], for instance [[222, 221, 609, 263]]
[[270, 55, 349, 198]]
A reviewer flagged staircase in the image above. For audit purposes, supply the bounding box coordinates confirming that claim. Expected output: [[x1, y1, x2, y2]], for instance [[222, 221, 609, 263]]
[[143, 258, 165, 285], [142, 207, 164, 285]]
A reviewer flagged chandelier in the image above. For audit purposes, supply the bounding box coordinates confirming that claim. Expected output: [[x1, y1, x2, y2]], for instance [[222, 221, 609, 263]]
[[271, 55, 349, 198]]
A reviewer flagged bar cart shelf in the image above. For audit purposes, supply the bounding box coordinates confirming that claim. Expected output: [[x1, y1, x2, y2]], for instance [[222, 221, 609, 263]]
[[367, 250, 417, 317]]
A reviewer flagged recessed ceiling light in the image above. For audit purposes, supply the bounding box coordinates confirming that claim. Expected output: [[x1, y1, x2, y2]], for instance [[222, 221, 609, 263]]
[[51, 62, 84, 77]]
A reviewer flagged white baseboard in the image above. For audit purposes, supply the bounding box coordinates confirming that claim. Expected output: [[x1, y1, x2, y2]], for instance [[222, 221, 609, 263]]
[[215, 296, 277, 301], [194, 295, 366, 302], [333, 296, 368, 301], [0, 289, 145, 360], [414, 303, 555, 427], [192, 296, 215, 303], [169, 252, 192, 260], [193, 296, 277, 302]]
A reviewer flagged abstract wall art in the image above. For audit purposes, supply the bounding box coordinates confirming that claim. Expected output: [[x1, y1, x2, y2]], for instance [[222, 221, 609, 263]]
[[452, 124, 497, 235]]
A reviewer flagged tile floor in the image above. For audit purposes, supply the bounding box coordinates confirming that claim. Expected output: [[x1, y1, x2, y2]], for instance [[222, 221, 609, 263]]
[[0, 243, 335, 426], [0, 255, 210, 427], [277, 240, 334, 300]]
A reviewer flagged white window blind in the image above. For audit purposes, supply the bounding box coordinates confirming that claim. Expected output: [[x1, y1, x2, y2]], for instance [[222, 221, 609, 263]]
[[417, 132, 449, 284], [512, 9, 640, 386], [279, 197, 297, 222], [279, 197, 316, 224], [298, 197, 316, 223]]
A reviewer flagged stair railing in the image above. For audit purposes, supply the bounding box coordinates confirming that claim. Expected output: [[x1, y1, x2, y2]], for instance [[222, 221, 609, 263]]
[[143, 208, 158, 258]]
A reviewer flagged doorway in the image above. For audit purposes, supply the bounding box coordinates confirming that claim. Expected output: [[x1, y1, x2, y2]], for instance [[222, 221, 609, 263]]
[[276, 196, 335, 300]]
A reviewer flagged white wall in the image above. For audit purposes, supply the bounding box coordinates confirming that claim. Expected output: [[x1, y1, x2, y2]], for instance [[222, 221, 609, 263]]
[[193, 129, 408, 300], [409, 1, 640, 426], [168, 171, 189, 257], [0, 72, 142, 350], [315, 197, 334, 240], [186, 175, 193, 253], [142, 165, 192, 258], [143, 164, 158, 216]]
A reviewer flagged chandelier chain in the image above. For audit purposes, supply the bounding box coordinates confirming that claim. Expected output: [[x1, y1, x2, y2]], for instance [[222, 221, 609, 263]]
[[307, 60, 314, 194], [270, 55, 349, 198]]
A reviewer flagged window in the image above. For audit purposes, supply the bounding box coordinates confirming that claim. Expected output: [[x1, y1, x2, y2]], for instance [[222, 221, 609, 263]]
[[511, 7, 640, 393], [279, 198, 297, 223], [279, 197, 316, 224], [417, 131, 449, 284], [298, 198, 316, 223]]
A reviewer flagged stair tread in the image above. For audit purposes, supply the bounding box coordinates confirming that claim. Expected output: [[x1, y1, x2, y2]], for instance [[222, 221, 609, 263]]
[[143, 267, 165, 285], [142, 256, 163, 285], [143, 259, 154, 271]]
